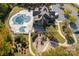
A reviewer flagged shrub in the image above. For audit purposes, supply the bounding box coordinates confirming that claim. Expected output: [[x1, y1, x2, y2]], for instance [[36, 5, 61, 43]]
[[64, 9, 72, 14], [42, 46, 73, 56], [69, 16, 77, 23]]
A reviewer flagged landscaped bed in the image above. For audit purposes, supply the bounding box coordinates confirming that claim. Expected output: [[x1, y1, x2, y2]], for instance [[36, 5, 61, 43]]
[[59, 21, 76, 44], [59, 21, 73, 35]]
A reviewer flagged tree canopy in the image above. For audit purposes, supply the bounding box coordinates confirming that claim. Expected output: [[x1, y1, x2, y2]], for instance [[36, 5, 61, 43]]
[[69, 16, 77, 23]]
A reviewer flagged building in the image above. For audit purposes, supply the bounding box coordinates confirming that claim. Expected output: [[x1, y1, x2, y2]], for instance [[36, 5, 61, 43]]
[[9, 5, 59, 33], [33, 5, 59, 32]]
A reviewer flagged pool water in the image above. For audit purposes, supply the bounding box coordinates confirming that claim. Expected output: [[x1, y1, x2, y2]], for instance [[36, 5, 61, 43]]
[[19, 26, 26, 32], [13, 14, 31, 25], [9, 10, 33, 34]]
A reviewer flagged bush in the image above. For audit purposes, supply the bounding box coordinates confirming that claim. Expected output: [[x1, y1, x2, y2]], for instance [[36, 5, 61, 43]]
[[42, 46, 73, 56], [77, 9, 79, 14], [0, 22, 5, 28], [5, 34, 12, 42], [60, 4, 64, 6], [0, 36, 12, 56], [0, 4, 11, 22], [64, 9, 72, 14], [69, 16, 77, 23]]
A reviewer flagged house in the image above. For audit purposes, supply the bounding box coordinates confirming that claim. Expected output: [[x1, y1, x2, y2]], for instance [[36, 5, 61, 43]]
[[33, 5, 59, 32]]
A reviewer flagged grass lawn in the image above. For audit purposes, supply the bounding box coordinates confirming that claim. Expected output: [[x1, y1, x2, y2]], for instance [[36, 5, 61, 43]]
[[77, 39, 79, 43], [8, 6, 24, 20], [46, 26, 65, 43], [14, 52, 32, 56], [52, 26, 65, 43]]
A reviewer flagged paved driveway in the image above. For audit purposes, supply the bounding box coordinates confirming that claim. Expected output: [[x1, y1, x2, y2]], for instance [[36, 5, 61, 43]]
[[52, 4, 65, 21]]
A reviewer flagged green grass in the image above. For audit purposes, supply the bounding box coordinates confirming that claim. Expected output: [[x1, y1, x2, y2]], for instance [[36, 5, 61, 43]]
[[53, 31, 65, 43], [77, 39, 79, 43], [52, 26, 65, 43], [14, 51, 33, 56], [41, 46, 73, 56], [8, 6, 24, 20], [45, 26, 65, 43]]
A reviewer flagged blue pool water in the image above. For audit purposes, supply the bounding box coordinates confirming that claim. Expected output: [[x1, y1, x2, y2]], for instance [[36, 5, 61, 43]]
[[19, 26, 26, 32], [13, 14, 31, 25]]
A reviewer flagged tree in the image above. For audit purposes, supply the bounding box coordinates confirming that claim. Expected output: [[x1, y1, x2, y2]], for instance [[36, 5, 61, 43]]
[[5, 34, 12, 42], [0, 21, 5, 28], [64, 9, 72, 14], [41, 46, 73, 56], [60, 4, 64, 6], [0, 32, 13, 55], [45, 26, 54, 39], [0, 4, 11, 22], [77, 9, 79, 14], [0, 40, 12, 56], [69, 16, 77, 23]]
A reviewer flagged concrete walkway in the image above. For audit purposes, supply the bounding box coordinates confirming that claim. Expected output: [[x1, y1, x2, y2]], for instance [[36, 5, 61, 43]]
[[28, 32, 36, 56]]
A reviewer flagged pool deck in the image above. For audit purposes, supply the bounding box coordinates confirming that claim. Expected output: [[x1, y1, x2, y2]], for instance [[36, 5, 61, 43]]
[[9, 10, 33, 34]]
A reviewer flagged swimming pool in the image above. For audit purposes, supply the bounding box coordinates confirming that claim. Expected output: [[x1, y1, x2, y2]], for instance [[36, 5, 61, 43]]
[[9, 10, 33, 34], [19, 26, 26, 32], [13, 14, 31, 25]]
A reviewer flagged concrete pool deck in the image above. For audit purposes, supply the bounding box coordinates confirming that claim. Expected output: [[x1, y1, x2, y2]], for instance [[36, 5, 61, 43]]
[[9, 10, 33, 34]]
